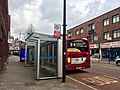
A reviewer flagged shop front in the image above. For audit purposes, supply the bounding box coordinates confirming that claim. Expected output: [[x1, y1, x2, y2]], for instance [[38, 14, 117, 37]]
[[101, 41, 120, 61], [90, 41, 120, 61], [90, 44, 99, 58]]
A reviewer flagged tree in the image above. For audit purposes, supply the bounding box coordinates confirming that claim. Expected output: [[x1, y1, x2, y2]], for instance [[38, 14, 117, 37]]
[[25, 24, 35, 39]]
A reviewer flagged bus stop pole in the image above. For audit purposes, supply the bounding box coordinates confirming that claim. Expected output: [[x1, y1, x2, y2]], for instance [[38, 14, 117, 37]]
[[62, 0, 66, 83], [34, 45, 37, 69], [25, 43, 27, 66]]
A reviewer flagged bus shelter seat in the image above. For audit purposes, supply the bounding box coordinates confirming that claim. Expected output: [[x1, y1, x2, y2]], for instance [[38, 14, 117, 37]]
[[41, 65, 57, 75]]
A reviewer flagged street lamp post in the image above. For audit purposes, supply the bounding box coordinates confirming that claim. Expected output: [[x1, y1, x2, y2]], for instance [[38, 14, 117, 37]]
[[98, 42, 102, 63], [109, 43, 112, 64], [62, 0, 67, 83], [107, 37, 112, 64], [108, 48, 111, 64]]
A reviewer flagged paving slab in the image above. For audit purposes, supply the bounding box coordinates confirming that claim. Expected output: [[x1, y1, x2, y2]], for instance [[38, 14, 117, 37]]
[[0, 56, 80, 90]]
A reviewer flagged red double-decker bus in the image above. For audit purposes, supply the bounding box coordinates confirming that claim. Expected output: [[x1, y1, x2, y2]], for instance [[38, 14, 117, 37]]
[[66, 38, 91, 70]]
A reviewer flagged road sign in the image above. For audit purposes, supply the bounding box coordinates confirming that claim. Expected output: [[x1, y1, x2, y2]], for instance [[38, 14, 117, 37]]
[[54, 24, 61, 38]]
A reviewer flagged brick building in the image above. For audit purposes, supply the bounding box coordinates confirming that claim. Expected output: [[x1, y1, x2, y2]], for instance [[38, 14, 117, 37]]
[[0, 0, 10, 73], [9, 38, 21, 55], [67, 7, 120, 61]]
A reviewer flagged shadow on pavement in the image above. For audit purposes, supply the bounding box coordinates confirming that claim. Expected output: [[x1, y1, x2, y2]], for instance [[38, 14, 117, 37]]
[[66, 69, 89, 75]]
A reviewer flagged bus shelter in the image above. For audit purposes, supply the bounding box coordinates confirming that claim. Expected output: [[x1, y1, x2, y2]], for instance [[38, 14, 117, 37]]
[[25, 32, 62, 80]]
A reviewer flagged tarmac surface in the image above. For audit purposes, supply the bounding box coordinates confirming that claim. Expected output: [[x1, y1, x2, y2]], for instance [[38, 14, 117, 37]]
[[0, 56, 80, 90]]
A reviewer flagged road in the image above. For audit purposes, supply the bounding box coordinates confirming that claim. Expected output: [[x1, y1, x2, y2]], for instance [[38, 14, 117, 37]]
[[86, 63, 120, 79], [67, 62, 120, 90]]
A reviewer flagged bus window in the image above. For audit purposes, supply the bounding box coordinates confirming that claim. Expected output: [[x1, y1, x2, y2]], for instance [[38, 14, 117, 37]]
[[67, 40, 88, 52]]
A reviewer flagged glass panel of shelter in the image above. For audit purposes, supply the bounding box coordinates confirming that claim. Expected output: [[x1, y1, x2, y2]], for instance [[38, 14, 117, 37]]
[[39, 41, 58, 79], [26, 45, 36, 66], [29, 46, 35, 63]]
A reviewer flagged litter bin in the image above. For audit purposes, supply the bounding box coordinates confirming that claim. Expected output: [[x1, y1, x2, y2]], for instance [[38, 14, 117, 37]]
[[20, 49, 26, 62]]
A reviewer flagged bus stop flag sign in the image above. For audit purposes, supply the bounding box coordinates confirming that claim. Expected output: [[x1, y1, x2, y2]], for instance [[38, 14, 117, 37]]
[[54, 24, 61, 38]]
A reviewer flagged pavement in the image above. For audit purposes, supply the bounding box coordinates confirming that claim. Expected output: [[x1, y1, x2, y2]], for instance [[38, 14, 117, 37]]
[[0, 56, 80, 90]]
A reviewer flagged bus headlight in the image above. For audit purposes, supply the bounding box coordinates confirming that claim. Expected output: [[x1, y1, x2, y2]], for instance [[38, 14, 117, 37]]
[[67, 57, 71, 63]]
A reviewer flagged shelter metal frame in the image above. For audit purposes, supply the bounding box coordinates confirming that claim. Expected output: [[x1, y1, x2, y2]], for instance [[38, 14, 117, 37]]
[[25, 32, 61, 80]]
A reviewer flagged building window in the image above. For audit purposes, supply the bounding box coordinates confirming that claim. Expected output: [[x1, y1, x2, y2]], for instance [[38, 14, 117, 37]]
[[87, 36, 91, 42], [93, 35, 98, 41], [113, 29, 120, 38], [103, 18, 109, 26], [104, 32, 110, 40], [76, 29, 79, 35], [88, 23, 95, 31], [68, 32, 72, 38], [80, 28, 84, 34], [88, 23, 95, 35], [112, 14, 119, 23]]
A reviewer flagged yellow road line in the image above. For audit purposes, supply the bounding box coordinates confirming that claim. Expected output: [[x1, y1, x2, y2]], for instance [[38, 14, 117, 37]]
[[67, 76, 98, 90]]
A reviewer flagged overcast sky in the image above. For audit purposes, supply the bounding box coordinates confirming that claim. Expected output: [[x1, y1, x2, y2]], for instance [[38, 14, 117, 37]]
[[8, 0, 120, 39]]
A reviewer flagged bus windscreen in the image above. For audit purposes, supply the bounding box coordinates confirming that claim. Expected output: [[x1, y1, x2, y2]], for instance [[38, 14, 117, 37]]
[[67, 40, 88, 52]]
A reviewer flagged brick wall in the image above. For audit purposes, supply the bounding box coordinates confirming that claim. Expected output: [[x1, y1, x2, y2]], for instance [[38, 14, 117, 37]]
[[67, 7, 120, 44], [0, 0, 10, 73]]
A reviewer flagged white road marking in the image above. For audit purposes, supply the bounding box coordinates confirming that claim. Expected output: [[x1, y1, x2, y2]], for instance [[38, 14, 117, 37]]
[[67, 76, 98, 90], [104, 75, 119, 80], [82, 76, 118, 86], [93, 64, 120, 70], [99, 65, 120, 70]]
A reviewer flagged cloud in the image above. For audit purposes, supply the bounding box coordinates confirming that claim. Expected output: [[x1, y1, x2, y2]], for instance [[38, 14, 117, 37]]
[[9, 0, 42, 38], [8, 0, 31, 12], [40, 0, 62, 23], [9, 0, 120, 39], [66, 0, 120, 29]]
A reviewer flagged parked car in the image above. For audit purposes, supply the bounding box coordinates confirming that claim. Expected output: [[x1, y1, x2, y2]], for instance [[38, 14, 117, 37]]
[[13, 50, 20, 56], [115, 56, 120, 66], [92, 53, 99, 58]]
